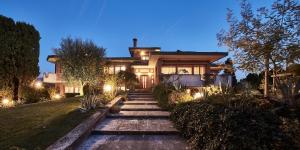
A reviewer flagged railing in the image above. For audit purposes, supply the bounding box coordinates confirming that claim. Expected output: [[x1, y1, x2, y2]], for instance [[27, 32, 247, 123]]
[[43, 73, 56, 83], [160, 74, 232, 87]]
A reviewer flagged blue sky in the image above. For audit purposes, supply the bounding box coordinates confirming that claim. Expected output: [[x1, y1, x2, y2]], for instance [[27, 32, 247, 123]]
[[0, 0, 273, 79]]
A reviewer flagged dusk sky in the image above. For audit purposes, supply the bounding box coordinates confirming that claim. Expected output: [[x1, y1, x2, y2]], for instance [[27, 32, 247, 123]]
[[0, 0, 273, 79]]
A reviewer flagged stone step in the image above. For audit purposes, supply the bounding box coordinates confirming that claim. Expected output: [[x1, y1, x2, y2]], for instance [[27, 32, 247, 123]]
[[123, 101, 158, 105], [108, 111, 170, 118], [120, 105, 163, 111], [94, 118, 178, 134], [128, 98, 154, 101], [77, 135, 190, 150]]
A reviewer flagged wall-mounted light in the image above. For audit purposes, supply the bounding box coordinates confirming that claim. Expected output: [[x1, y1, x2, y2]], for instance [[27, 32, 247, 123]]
[[140, 51, 145, 56]]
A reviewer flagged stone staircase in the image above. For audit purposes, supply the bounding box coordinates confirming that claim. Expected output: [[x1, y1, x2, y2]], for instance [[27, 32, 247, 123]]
[[77, 91, 189, 150]]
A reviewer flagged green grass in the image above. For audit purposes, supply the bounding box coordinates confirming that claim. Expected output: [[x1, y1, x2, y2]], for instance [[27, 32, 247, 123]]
[[0, 97, 96, 150]]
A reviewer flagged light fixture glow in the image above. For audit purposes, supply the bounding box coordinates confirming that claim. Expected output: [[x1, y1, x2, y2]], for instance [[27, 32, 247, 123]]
[[54, 94, 61, 100], [34, 81, 43, 89], [2, 98, 9, 105], [193, 92, 203, 99], [103, 84, 112, 92], [121, 66, 126, 71], [140, 51, 145, 56]]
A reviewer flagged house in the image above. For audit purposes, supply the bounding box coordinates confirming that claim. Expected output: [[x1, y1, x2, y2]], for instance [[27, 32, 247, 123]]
[[45, 38, 228, 95]]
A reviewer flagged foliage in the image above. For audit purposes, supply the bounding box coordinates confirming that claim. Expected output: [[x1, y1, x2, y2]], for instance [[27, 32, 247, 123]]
[[80, 93, 102, 112], [110, 105, 121, 114], [0, 86, 13, 100], [171, 95, 300, 150], [0, 15, 40, 100], [241, 73, 263, 89], [218, 0, 300, 97], [19, 86, 50, 104], [54, 37, 106, 96], [117, 70, 139, 90], [168, 90, 193, 105], [224, 58, 238, 87], [152, 83, 174, 110]]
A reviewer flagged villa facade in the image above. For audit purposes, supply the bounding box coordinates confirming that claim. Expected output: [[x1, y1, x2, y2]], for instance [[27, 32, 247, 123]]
[[45, 38, 228, 95]]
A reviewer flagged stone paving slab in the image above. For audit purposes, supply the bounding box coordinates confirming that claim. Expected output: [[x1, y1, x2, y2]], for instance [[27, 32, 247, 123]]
[[94, 118, 178, 132], [77, 134, 190, 150], [123, 101, 158, 105], [120, 104, 163, 111], [107, 111, 170, 118]]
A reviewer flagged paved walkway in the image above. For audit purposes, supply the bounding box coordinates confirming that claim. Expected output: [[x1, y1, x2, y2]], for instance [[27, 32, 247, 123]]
[[77, 91, 189, 150]]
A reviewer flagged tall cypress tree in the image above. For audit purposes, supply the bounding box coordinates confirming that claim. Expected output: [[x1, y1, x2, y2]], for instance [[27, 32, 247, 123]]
[[0, 15, 40, 100]]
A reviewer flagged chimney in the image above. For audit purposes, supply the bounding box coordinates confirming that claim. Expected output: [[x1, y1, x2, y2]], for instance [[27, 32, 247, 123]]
[[133, 38, 137, 47]]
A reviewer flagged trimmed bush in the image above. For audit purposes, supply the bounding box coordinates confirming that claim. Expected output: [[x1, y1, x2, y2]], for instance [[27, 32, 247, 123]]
[[20, 86, 50, 103], [171, 96, 299, 149]]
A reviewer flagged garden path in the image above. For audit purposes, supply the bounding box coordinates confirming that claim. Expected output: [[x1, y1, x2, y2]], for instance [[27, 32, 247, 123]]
[[77, 91, 189, 150]]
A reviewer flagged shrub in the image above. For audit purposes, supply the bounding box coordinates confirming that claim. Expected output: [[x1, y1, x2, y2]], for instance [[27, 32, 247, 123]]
[[20, 86, 50, 104], [152, 83, 173, 109], [168, 90, 192, 105], [171, 95, 299, 149], [110, 105, 121, 113]]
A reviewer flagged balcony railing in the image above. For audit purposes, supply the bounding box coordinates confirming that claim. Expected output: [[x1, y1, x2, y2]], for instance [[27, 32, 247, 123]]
[[160, 74, 231, 87]]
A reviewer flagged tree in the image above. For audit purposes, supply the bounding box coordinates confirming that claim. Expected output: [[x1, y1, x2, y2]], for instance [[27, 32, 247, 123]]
[[217, 0, 299, 98], [0, 15, 40, 101], [243, 73, 263, 89], [224, 58, 238, 87], [117, 70, 139, 90], [54, 37, 105, 96]]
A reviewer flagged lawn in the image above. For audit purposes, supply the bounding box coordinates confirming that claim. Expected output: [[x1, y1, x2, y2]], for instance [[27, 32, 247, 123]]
[[0, 97, 96, 150]]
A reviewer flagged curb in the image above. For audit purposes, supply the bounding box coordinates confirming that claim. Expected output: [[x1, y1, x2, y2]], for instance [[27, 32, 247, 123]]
[[46, 96, 124, 150]]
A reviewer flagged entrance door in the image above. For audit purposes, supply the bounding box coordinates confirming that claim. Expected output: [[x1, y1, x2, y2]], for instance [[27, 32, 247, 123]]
[[141, 75, 148, 89]]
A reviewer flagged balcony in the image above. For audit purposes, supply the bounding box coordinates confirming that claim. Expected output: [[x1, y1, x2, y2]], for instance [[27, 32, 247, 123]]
[[160, 74, 231, 87], [42, 73, 58, 83]]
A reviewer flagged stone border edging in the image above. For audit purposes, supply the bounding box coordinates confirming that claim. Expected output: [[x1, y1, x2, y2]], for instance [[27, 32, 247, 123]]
[[46, 96, 124, 150]]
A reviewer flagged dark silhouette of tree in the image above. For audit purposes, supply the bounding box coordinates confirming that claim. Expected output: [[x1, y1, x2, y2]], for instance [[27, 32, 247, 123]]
[[224, 58, 238, 87], [0, 15, 40, 100]]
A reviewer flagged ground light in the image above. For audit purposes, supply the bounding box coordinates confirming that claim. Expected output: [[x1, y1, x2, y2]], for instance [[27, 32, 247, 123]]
[[193, 92, 203, 99], [1, 98, 13, 107], [34, 81, 43, 89], [103, 84, 112, 92], [54, 94, 61, 100]]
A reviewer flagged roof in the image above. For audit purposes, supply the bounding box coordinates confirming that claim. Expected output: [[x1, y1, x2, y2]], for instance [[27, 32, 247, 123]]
[[151, 51, 228, 56], [47, 55, 59, 63]]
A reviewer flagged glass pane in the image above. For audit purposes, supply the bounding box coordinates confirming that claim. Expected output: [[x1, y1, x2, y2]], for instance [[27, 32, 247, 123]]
[[194, 66, 200, 74], [109, 66, 114, 74], [178, 67, 192, 74], [161, 67, 176, 74]]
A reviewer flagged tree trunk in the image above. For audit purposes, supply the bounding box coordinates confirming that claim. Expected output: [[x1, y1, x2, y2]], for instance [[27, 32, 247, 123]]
[[13, 77, 19, 101], [79, 82, 84, 96], [264, 57, 269, 98]]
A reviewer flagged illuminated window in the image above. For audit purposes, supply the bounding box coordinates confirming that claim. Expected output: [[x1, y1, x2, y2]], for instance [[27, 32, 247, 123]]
[[65, 86, 73, 93], [141, 56, 149, 60], [178, 67, 192, 74], [194, 66, 200, 74], [200, 66, 206, 80], [74, 87, 79, 93], [108, 66, 114, 74], [115, 66, 126, 73], [161, 67, 176, 74]]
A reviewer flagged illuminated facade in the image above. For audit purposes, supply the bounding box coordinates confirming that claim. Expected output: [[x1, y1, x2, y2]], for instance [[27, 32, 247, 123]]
[[46, 38, 228, 94]]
